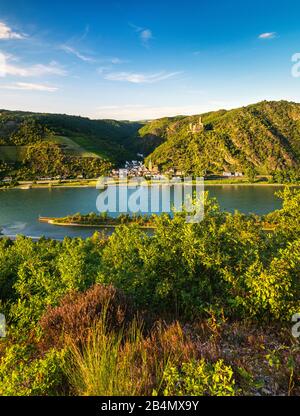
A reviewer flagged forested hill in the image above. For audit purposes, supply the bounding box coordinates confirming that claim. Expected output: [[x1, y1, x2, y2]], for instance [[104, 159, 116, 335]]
[[140, 100, 300, 175], [2, 100, 300, 180], [0, 110, 142, 164]]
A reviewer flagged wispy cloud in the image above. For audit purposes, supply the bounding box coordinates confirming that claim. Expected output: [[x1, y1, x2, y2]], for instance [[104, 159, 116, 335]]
[[95, 101, 237, 120], [60, 44, 95, 62], [97, 66, 110, 75], [0, 53, 67, 77], [98, 57, 128, 65], [60, 44, 127, 67], [103, 71, 181, 84], [0, 21, 26, 40], [129, 23, 153, 47], [140, 29, 153, 46], [96, 104, 205, 120], [0, 82, 58, 92], [78, 25, 90, 42], [97, 58, 129, 76], [258, 32, 277, 40]]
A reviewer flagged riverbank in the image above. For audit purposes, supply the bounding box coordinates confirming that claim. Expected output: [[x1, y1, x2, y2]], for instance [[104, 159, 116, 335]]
[[2, 178, 300, 190]]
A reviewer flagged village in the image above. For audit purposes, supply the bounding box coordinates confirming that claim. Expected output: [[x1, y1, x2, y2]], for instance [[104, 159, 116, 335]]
[[110, 159, 244, 180], [1, 163, 244, 185]]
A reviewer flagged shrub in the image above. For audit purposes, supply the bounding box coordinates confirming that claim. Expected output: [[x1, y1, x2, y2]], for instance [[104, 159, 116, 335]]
[[39, 284, 134, 350], [161, 358, 236, 396], [0, 344, 67, 396]]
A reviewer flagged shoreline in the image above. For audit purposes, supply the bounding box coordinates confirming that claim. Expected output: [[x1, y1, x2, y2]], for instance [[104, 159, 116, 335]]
[[47, 219, 155, 229], [2, 180, 300, 190]]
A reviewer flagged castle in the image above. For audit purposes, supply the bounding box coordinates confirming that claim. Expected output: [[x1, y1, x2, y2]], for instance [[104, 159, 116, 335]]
[[189, 116, 204, 134]]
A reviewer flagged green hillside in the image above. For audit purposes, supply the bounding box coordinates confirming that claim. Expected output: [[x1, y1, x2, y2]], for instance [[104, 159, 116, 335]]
[[0, 110, 142, 164], [1, 101, 300, 181], [141, 100, 300, 175], [0, 110, 143, 180]]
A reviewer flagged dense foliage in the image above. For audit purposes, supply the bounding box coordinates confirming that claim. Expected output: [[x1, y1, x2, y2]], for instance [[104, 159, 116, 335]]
[[53, 212, 156, 227], [0, 189, 300, 395], [18, 142, 112, 179], [0, 110, 143, 179], [142, 101, 300, 176]]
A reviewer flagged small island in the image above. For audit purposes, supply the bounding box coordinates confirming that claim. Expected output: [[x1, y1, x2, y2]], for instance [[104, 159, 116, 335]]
[[39, 210, 279, 232], [39, 212, 157, 229]]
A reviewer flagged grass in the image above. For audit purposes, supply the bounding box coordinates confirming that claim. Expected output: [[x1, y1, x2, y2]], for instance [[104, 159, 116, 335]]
[[62, 312, 300, 396], [65, 313, 153, 396]]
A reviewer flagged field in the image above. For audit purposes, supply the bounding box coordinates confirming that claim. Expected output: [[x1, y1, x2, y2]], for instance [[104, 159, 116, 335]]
[[0, 135, 101, 163], [51, 135, 101, 158], [0, 146, 28, 162]]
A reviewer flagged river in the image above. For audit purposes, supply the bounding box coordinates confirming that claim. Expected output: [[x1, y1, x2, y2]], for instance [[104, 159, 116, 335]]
[[0, 185, 286, 239]]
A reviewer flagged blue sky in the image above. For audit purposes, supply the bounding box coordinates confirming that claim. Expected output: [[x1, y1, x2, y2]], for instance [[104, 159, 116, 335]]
[[0, 0, 300, 120]]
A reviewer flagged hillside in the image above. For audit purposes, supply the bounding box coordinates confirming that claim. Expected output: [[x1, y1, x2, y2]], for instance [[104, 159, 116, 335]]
[[0, 110, 142, 164], [2, 101, 300, 181], [141, 101, 300, 175], [0, 110, 144, 180]]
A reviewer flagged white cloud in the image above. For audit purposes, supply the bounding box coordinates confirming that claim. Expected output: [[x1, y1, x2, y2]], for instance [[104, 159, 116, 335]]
[[140, 29, 153, 45], [103, 71, 181, 84], [0, 21, 26, 40], [0, 53, 67, 77], [129, 23, 153, 46], [0, 82, 58, 92], [60, 45, 126, 66], [110, 57, 126, 64], [60, 45, 95, 62], [258, 32, 277, 40]]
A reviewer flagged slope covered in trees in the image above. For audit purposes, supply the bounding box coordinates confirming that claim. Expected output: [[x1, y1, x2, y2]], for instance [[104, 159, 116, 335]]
[[0, 110, 143, 179], [141, 101, 300, 175], [2, 100, 300, 180], [0, 110, 142, 165]]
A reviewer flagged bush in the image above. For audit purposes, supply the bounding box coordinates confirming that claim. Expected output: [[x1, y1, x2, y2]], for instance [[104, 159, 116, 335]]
[[0, 344, 67, 396], [39, 284, 134, 349], [161, 359, 236, 396]]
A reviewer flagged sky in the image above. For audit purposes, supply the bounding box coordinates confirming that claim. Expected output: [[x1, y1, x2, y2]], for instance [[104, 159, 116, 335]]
[[0, 0, 300, 120]]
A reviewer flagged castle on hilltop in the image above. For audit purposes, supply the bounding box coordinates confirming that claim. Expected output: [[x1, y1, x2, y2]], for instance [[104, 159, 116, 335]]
[[189, 116, 204, 134]]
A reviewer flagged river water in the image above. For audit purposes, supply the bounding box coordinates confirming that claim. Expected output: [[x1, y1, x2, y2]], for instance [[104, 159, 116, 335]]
[[0, 185, 285, 239]]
